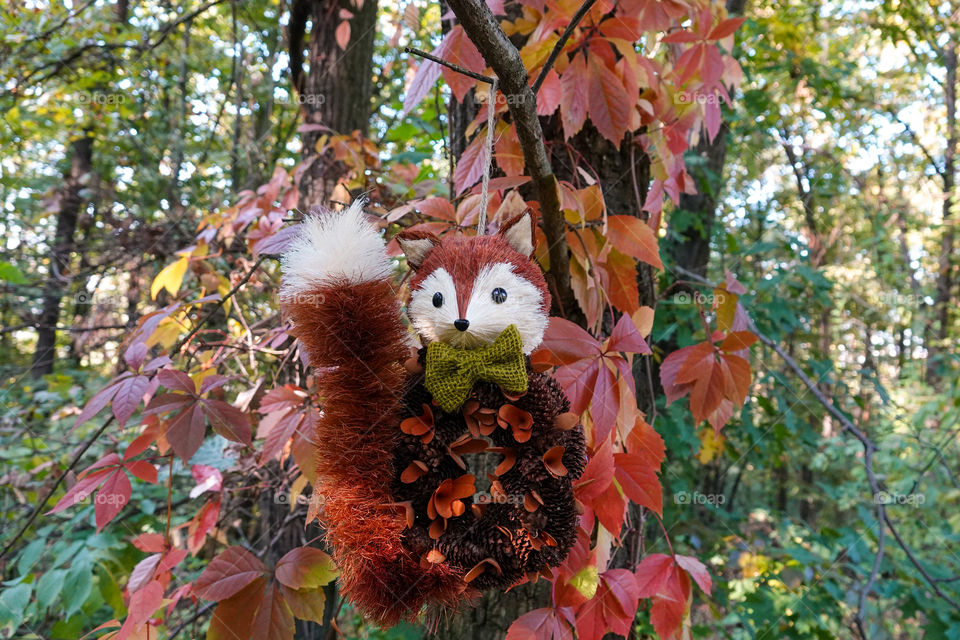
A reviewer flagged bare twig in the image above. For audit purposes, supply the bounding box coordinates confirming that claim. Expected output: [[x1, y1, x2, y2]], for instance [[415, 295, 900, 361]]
[[445, 0, 578, 319], [0, 416, 116, 560], [404, 46, 494, 84], [672, 265, 960, 618], [172, 256, 267, 354], [531, 0, 598, 93]]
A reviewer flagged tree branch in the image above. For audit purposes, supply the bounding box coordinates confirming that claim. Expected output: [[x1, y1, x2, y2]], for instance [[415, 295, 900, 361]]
[[532, 0, 598, 93], [173, 256, 267, 354], [404, 46, 494, 84], [0, 416, 116, 560], [445, 0, 578, 318], [673, 265, 960, 617]]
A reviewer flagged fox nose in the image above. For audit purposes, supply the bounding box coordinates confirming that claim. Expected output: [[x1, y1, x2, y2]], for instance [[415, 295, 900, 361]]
[[453, 318, 470, 332]]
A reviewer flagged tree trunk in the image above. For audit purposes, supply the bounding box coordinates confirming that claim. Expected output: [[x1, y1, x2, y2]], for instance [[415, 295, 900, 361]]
[[31, 134, 93, 378], [294, 0, 379, 206], [663, 0, 744, 278], [928, 41, 957, 387]]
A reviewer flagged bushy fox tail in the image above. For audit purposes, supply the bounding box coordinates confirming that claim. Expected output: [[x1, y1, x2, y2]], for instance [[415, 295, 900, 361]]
[[280, 202, 464, 624]]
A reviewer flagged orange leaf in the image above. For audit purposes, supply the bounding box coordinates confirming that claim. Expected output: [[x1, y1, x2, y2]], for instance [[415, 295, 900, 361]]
[[560, 53, 588, 139], [607, 215, 663, 269]]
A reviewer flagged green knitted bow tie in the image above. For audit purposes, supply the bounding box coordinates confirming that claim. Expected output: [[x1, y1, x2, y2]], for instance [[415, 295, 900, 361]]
[[425, 324, 528, 413]]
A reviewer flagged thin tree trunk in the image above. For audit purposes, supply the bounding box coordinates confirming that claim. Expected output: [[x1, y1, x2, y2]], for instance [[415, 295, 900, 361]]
[[31, 134, 93, 378], [928, 41, 957, 387], [295, 0, 379, 206]]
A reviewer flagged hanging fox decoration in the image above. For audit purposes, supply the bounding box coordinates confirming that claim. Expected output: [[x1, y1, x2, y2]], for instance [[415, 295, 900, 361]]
[[280, 201, 586, 624]]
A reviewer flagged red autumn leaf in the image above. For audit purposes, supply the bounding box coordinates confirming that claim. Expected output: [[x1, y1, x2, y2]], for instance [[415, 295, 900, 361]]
[[535, 68, 562, 116], [190, 464, 222, 497], [675, 554, 712, 594], [506, 607, 574, 640], [494, 122, 525, 177], [587, 55, 632, 145], [203, 398, 252, 444], [661, 29, 699, 43], [128, 554, 162, 593], [660, 337, 754, 430], [718, 330, 758, 352], [607, 215, 663, 270], [157, 368, 196, 393], [613, 451, 663, 516], [708, 16, 746, 40], [334, 20, 350, 50], [625, 416, 665, 471], [194, 546, 266, 601], [416, 197, 457, 222], [599, 569, 641, 636], [132, 533, 165, 553], [127, 580, 164, 626], [162, 403, 207, 461], [560, 53, 588, 139], [439, 25, 485, 102], [403, 54, 442, 116], [635, 554, 693, 640], [112, 374, 150, 427], [47, 452, 154, 530], [607, 314, 652, 355], [602, 248, 641, 315], [575, 438, 614, 501], [274, 547, 339, 590], [124, 460, 157, 484], [146, 374, 251, 462], [592, 479, 627, 538], [635, 553, 675, 598], [187, 497, 221, 555], [454, 132, 487, 195], [534, 318, 601, 367], [574, 569, 641, 640], [535, 317, 646, 440], [250, 582, 295, 640], [207, 576, 267, 640]]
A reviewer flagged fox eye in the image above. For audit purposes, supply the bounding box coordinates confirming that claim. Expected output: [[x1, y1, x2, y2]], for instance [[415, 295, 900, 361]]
[[432, 292, 444, 308], [491, 288, 507, 304]]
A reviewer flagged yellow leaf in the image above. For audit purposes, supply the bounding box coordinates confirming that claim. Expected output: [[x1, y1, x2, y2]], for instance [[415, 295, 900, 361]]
[[289, 475, 308, 513], [579, 184, 605, 221], [569, 564, 599, 599], [151, 256, 189, 300], [632, 306, 655, 337], [714, 287, 738, 332], [697, 427, 725, 464]]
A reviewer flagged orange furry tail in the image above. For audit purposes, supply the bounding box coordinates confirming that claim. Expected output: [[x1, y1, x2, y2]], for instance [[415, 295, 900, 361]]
[[280, 202, 465, 625]]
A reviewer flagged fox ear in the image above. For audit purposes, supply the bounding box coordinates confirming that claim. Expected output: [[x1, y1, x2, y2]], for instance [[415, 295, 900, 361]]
[[499, 211, 535, 256], [397, 229, 441, 269]]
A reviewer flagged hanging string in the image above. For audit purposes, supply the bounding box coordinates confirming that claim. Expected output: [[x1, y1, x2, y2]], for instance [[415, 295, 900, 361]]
[[477, 78, 497, 235]]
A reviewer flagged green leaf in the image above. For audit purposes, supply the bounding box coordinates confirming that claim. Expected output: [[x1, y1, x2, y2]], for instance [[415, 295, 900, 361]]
[[37, 569, 67, 611], [0, 261, 27, 284], [63, 558, 93, 617]]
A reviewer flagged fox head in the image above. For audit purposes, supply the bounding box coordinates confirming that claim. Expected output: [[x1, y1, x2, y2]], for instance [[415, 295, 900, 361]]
[[397, 212, 551, 354]]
